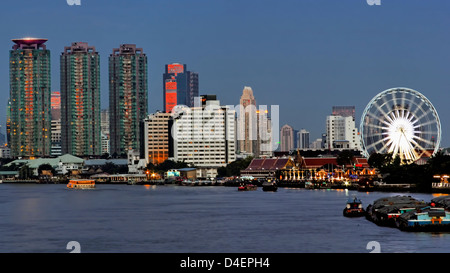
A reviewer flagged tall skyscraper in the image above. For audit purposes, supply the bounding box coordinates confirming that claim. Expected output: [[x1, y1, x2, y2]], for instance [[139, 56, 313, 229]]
[[280, 124, 294, 152], [109, 44, 148, 157], [237, 86, 257, 155], [60, 42, 101, 156], [9, 38, 51, 157], [163, 63, 199, 113]]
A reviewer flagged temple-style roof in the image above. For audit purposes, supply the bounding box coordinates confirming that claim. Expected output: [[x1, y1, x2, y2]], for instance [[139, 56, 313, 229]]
[[244, 158, 293, 171]]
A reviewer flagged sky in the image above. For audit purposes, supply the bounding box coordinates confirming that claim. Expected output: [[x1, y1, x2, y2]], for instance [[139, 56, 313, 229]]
[[1, 0, 450, 147]]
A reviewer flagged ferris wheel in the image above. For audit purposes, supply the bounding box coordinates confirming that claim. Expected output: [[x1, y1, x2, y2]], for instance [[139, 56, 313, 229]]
[[360, 87, 441, 164]]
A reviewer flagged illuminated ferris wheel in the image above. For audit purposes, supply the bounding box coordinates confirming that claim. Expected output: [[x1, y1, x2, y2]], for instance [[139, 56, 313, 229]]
[[360, 87, 441, 164]]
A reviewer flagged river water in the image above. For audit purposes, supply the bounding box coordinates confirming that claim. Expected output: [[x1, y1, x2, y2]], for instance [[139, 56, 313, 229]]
[[0, 183, 449, 253]]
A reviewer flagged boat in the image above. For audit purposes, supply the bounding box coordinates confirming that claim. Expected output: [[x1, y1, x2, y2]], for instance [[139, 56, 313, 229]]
[[127, 179, 137, 185], [238, 183, 257, 191], [67, 179, 96, 189], [396, 207, 450, 232], [365, 195, 428, 227], [343, 196, 365, 217], [262, 179, 278, 192]]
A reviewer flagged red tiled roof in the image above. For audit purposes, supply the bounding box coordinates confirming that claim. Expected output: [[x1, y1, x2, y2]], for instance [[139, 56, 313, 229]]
[[244, 158, 291, 171], [302, 156, 370, 169], [302, 158, 338, 169], [355, 157, 370, 167]]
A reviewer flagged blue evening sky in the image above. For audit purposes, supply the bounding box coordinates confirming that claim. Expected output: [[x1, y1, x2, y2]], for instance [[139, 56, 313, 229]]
[[1, 0, 449, 146]]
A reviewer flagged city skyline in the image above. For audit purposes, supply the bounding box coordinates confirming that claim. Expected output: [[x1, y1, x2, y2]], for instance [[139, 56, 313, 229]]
[[1, 1, 449, 147]]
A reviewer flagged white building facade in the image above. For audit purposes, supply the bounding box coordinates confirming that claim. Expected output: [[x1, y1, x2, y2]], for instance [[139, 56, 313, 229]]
[[171, 97, 236, 178], [326, 115, 361, 151]]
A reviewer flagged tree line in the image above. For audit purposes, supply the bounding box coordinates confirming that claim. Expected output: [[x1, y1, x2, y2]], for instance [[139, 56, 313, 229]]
[[367, 151, 450, 192]]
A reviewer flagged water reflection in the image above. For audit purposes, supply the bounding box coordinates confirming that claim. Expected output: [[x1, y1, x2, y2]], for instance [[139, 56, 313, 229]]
[[1, 184, 450, 253]]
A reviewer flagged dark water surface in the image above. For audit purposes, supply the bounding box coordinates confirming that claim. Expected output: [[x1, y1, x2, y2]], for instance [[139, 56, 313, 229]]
[[0, 184, 449, 253]]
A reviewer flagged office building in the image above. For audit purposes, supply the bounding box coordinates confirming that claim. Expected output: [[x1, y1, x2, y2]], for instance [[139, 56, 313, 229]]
[[142, 112, 171, 165], [280, 124, 294, 152], [51, 91, 61, 120], [163, 63, 198, 113], [332, 106, 355, 119], [109, 44, 148, 156], [51, 119, 62, 156], [100, 109, 110, 155], [237, 86, 257, 155], [171, 95, 236, 178], [60, 42, 101, 156], [9, 38, 51, 157], [297, 129, 310, 149], [326, 115, 361, 150]]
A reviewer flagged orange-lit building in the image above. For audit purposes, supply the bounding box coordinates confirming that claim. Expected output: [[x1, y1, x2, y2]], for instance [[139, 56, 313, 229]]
[[9, 38, 51, 157], [143, 112, 171, 165], [163, 63, 198, 113]]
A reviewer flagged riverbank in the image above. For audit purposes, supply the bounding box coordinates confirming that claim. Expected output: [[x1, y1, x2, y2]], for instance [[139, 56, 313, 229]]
[[3, 178, 448, 194]]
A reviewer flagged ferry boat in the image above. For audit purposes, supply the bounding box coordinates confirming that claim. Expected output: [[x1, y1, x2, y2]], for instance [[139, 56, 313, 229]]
[[67, 179, 96, 189], [238, 183, 257, 191], [343, 197, 365, 217]]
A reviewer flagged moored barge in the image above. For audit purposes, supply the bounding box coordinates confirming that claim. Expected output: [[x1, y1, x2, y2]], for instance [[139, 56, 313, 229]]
[[365, 196, 427, 227], [396, 207, 450, 232]]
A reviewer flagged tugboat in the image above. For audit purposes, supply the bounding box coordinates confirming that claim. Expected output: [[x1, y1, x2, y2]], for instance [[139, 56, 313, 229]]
[[343, 196, 365, 217], [238, 183, 257, 191], [262, 179, 278, 192]]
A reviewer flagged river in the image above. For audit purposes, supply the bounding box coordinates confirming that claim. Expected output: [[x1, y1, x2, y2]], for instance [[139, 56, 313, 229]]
[[0, 183, 449, 253]]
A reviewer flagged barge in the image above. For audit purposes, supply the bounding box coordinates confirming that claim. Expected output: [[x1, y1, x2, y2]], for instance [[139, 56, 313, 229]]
[[365, 196, 427, 227], [396, 207, 450, 232]]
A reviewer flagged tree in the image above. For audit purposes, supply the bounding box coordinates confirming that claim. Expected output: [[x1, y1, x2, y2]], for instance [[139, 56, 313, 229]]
[[368, 152, 393, 170], [18, 165, 33, 179], [217, 156, 253, 177], [336, 150, 354, 166], [38, 163, 56, 175]]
